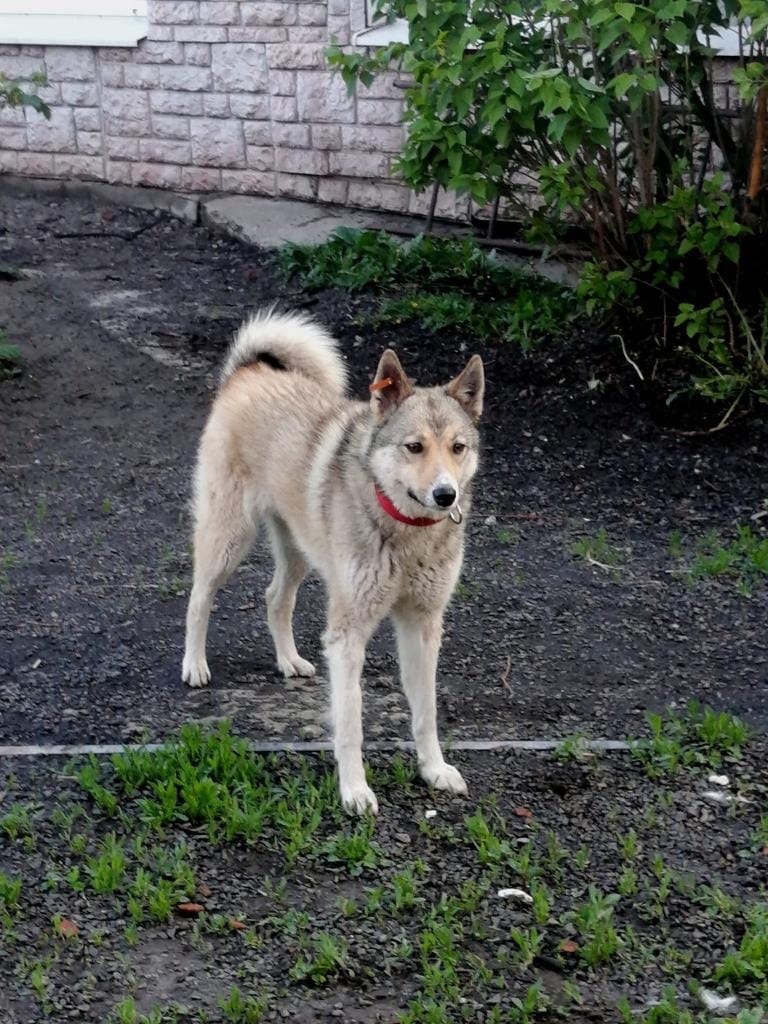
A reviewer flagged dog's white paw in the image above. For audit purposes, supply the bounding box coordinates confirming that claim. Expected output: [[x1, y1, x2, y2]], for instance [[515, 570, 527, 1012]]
[[182, 654, 211, 688], [278, 655, 316, 679], [340, 781, 379, 816], [421, 761, 468, 795]]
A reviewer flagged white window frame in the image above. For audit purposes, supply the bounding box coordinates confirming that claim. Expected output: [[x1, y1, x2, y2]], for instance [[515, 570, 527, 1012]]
[[354, 1, 407, 46], [0, 1, 148, 48], [354, 5, 751, 56]]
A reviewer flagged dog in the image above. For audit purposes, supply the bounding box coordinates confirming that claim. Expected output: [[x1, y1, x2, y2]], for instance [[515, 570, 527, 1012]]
[[182, 310, 484, 814]]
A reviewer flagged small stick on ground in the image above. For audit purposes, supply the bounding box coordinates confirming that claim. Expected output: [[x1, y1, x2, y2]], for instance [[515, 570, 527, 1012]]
[[586, 554, 618, 572], [500, 654, 513, 696], [615, 334, 644, 381], [53, 216, 165, 242]]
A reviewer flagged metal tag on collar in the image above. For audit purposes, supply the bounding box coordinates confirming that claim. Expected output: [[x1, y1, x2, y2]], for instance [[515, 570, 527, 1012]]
[[449, 505, 463, 525]]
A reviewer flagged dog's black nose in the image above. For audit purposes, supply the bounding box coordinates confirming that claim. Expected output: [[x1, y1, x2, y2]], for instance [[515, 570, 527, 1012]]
[[433, 485, 456, 508]]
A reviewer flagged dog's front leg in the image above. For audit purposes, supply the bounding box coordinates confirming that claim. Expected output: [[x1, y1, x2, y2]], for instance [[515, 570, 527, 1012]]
[[324, 613, 378, 815], [392, 605, 467, 796]]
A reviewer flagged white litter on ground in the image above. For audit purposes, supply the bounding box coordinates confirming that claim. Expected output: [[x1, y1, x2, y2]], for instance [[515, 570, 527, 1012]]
[[698, 989, 738, 1015], [424, 809, 437, 819], [707, 774, 730, 787], [702, 790, 749, 806], [497, 888, 533, 904]]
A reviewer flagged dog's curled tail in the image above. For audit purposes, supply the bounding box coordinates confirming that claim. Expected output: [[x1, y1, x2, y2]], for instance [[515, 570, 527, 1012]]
[[220, 309, 348, 396]]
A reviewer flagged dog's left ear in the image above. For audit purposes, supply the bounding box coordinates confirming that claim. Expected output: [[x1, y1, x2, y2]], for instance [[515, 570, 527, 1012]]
[[446, 354, 484, 422], [370, 348, 414, 420]]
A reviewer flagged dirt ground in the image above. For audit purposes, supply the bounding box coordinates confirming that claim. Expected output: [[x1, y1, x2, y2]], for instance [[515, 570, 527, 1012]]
[[0, 189, 767, 750], [1, 189, 767, 1024]]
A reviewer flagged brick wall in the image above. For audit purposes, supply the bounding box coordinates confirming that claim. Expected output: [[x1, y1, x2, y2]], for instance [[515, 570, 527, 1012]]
[[0, 0, 470, 220]]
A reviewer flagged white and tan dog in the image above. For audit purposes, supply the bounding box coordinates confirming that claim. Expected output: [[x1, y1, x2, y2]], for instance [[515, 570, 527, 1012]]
[[182, 310, 484, 814]]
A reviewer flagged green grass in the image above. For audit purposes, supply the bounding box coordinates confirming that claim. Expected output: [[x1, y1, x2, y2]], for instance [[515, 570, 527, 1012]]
[[85, 833, 128, 894], [71, 724, 371, 878], [0, 871, 22, 933], [278, 226, 405, 291], [0, 802, 35, 843], [688, 526, 768, 595], [321, 819, 380, 876], [278, 228, 517, 295], [754, 815, 768, 851], [0, 331, 22, 381], [464, 808, 515, 866], [371, 288, 567, 350], [23, 497, 47, 540], [219, 986, 268, 1023], [278, 228, 573, 349], [0, 549, 19, 589], [554, 732, 595, 764], [715, 904, 768, 989], [563, 887, 622, 967], [156, 543, 189, 601], [109, 997, 186, 1024], [289, 932, 351, 985], [570, 528, 622, 570], [632, 702, 749, 778], [3, 721, 764, 1019]]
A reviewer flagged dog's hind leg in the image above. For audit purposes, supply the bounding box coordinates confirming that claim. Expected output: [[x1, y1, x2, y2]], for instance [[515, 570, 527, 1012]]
[[391, 604, 467, 796], [264, 514, 315, 679], [182, 485, 256, 688]]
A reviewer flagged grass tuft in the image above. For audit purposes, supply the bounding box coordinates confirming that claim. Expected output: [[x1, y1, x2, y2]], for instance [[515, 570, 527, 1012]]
[[632, 702, 749, 778]]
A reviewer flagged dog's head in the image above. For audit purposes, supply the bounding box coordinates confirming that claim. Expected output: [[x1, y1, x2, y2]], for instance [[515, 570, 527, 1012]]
[[368, 349, 484, 518]]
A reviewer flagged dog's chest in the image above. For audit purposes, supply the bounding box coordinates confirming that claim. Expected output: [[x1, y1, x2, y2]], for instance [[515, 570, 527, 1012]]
[[393, 533, 462, 608]]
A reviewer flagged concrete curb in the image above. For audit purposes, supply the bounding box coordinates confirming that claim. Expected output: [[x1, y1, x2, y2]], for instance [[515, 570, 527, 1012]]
[[0, 174, 577, 281], [0, 174, 467, 249], [0, 174, 201, 224], [198, 193, 451, 248], [0, 738, 632, 758]]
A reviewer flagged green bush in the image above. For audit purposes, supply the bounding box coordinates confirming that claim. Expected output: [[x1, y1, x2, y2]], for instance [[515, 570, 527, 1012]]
[[330, 1, 768, 420], [279, 228, 573, 346]]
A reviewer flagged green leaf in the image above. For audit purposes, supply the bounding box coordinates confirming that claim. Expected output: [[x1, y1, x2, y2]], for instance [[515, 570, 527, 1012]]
[[577, 76, 603, 94], [615, 3, 637, 21], [665, 21, 690, 47], [562, 125, 583, 158], [548, 111, 571, 143], [628, 21, 649, 47], [597, 20, 626, 51], [611, 72, 636, 96]]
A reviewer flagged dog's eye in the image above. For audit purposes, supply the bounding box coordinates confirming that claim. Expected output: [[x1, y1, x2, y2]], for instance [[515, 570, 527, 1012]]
[[453, 442, 466, 454], [405, 442, 423, 454]]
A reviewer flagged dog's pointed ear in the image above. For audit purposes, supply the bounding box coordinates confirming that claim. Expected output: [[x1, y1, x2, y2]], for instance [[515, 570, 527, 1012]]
[[446, 354, 484, 422], [370, 349, 414, 420]]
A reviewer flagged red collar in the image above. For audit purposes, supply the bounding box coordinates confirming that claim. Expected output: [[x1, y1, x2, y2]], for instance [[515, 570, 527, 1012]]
[[375, 486, 441, 527]]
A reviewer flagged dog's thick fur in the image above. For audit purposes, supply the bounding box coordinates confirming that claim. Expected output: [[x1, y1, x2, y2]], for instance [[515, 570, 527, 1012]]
[[182, 310, 484, 813]]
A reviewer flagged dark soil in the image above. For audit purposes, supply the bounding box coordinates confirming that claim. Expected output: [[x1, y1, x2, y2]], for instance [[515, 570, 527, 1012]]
[[0, 739, 766, 1023], [0, 189, 767, 750]]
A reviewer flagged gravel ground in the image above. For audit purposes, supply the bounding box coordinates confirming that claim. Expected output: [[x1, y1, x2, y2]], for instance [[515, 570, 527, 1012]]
[[0, 190, 766, 749], [0, 731, 765, 1023], [0, 189, 766, 1024]]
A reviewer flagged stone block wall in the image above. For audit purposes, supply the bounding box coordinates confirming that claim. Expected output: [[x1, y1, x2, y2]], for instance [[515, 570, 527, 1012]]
[[0, 1, 470, 220]]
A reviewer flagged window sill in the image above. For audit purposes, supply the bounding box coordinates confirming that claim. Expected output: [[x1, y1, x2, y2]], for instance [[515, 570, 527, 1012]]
[[0, 14, 148, 47], [353, 19, 408, 47], [353, 18, 746, 56]]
